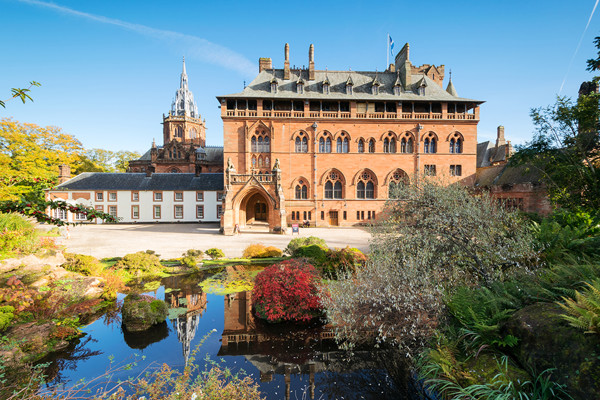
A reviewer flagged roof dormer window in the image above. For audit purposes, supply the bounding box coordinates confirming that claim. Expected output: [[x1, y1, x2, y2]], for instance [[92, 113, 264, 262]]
[[394, 86, 401, 96], [418, 86, 425, 96], [270, 76, 278, 93], [297, 81, 304, 94], [323, 82, 330, 95], [346, 75, 354, 95], [372, 85, 379, 95], [346, 84, 353, 95]]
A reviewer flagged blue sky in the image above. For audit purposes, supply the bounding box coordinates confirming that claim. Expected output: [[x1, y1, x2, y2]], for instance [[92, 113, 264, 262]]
[[1, 0, 598, 153]]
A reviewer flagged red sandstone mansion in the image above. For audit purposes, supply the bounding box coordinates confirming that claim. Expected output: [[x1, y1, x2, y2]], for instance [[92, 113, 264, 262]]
[[218, 43, 483, 234]]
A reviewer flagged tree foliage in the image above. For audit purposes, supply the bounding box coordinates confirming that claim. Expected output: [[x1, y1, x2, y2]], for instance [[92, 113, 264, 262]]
[[512, 37, 600, 211], [320, 180, 537, 357], [85, 149, 141, 172], [0, 119, 84, 201]]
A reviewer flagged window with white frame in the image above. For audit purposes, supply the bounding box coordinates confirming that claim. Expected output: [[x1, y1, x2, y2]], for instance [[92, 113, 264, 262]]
[[96, 192, 103, 201], [153, 205, 161, 219], [75, 212, 87, 221], [196, 191, 204, 202], [217, 192, 224, 202], [108, 206, 117, 218], [132, 205, 139, 219], [154, 192, 162, 201], [174, 192, 183, 201], [217, 205, 223, 217], [132, 192, 139, 201], [174, 205, 183, 219], [196, 205, 204, 219], [108, 192, 117, 201]]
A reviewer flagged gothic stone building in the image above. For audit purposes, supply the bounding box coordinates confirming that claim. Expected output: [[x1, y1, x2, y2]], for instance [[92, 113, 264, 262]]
[[129, 58, 224, 175], [218, 43, 483, 234]]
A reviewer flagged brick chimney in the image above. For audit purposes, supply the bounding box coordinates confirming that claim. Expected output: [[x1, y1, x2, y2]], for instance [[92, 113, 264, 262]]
[[259, 57, 272, 73], [496, 125, 506, 147], [58, 164, 71, 184], [146, 166, 154, 177], [283, 43, 290, 80], [308, 44, 315, 80]]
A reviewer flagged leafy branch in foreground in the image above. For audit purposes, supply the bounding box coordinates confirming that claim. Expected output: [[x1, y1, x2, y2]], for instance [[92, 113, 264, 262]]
[[1, 81, 41, 108]]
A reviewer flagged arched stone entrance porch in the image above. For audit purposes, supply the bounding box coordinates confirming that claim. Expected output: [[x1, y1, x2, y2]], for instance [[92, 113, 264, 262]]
[[240, 191, 270, 227]]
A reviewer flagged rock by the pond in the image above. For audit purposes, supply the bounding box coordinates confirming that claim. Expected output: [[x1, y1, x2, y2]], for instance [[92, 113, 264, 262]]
[[503, 302, 600, 400], [121, 294, 168, 332], [0, 322, 80, 365]]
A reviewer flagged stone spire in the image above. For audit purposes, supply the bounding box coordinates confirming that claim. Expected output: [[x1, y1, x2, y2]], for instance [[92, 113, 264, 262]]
[[171, 57, 199, 118], [446, 70, 458, 96]]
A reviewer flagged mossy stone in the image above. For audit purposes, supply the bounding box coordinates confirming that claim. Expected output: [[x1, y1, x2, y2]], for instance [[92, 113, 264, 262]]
[[121, 294, 168, 332]]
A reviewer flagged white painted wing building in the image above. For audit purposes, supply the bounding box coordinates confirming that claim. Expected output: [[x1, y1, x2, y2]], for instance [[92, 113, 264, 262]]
[[46, 173, 224, 223]]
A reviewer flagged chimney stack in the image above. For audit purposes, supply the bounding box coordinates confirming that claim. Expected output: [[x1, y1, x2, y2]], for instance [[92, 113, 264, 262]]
[[308, 44, 315, 80], [259, 57, 272, 73], [496, 125, 506, 147], [58, 164, 71, 184], [284, 43, 290, 80]]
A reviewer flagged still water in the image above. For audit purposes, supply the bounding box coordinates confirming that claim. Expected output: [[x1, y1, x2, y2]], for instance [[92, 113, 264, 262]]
[[41, 268, 415, 400]]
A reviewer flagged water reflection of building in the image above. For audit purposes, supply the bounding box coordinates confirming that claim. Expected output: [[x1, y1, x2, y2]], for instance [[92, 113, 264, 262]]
[[163, 276, 208, 365], [219, 291, 345, 400]]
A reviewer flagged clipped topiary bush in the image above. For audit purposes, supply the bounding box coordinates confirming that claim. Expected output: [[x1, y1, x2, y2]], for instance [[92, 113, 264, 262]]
[[293, 244, 328, 266], [285, 236, 327, 255], [205, 248, 225, 260], [121, 294, 168, 332], [61, 253, 103, 276], [252, 259, 323, 323], [180, 249, 203, 268], [0, 212, 37, 255], [115, 251, 163, 276], [322, 247, 367, 279], [0, 305, 15, 331], [243, 244, 283, 259]]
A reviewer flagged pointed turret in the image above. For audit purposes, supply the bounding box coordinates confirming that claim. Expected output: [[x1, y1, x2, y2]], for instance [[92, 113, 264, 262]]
[[446, 71, 458, 96], [171, 57, 199, 118], [393, 70, 403, 89]]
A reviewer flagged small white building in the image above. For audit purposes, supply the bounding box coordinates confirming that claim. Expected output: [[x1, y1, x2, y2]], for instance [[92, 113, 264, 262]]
[[46, 172, 224, 223]]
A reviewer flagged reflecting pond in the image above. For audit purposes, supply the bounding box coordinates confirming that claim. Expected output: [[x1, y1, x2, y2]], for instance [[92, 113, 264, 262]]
[[40, 266, 425, 399]]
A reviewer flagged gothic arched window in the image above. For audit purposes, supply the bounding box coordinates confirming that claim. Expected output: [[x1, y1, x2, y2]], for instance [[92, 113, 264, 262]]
[[324, 171, 343, 199], [356, 171, 376, 199], [251, 156, 256, 168], [358, 139, 365, 153], [295, 180, 308, 199], [251, 137, 257, 152], [383, 138, 390, 153], [189, 127, 197, 139], [325, 137, 332, 153], [319, 137, 325, 153], [175, 126, 183, 138], [388, 169, 409, 198], [424, 133, 437, 154], [295, 137, 302, 153], [336, 138, 343, 153], [343, 137, 349, 153], [368, 139, 375, 153]]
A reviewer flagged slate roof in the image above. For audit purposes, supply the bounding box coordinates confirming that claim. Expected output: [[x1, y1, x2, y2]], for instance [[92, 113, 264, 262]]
[[204, 146, 224, 164], [55, 173, 224, 191], [477, 141, 509, 168], [218, 69, 482, 103], [475, 164, 543, 188]]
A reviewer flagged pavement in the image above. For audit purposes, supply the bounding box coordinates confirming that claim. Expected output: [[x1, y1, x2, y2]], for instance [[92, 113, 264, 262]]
[[60, 223, 373, 259]]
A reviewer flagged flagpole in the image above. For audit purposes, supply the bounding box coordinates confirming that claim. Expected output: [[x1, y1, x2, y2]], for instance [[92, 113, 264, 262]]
[[387, 33, 389, 68]]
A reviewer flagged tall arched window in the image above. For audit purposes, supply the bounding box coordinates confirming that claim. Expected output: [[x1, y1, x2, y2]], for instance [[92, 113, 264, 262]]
[[295, 181, 308, 199], [265, 156, 270, 167], [258, 137, 264, 152], [407, 138, 414, 153], [357, 181, 365, 198], [258, 156, 263, 167], [189, 127, 197, 139], [336, 138, 342, 153], [175, 126, 183, 138], [302, 137, 308, 152], [356, 171, 376, 199], [324, 171, 343, 199], [389, 138, 396, 153], [430, 138, 436, 153], [424, 138, 429, 153], [319, 137, 325, 153], [251, 156, 256, 168], [251, 137, 257, 152], [368, 139, 375, 153], [423, 133, 437, 154], [343, 137, 349, 153], [450, 135, 463, 154], [325, 137, 332, 153], [358, 139, 365, 153], [295, 137, 302, 152], [388, 169, 409, 198], [264, 136, 270, 152], [456, 138, 462, 153], [383, 138, 390, 153]]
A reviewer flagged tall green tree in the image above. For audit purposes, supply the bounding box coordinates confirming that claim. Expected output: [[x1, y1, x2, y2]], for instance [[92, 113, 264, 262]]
[[512, 37, 600, 211]]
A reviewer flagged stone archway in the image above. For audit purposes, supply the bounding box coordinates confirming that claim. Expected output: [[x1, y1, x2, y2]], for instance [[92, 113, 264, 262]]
[[242, 192, 269, 225]]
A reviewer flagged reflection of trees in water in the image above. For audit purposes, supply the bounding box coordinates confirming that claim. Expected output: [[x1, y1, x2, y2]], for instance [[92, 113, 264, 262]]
[[40, 336, 102, 385], [102, 300, 122, 326]]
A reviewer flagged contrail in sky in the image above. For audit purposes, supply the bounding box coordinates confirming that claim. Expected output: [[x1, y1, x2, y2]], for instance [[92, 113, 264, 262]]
[[18, 0, 256, 78], [559, 0, 599, 94]]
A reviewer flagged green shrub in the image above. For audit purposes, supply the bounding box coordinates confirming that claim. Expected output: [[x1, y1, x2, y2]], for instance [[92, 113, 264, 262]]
[[293, 244, 328, 265], [183, 249, 203, 259], [285, 236, 327, 255], [205, 248, 225, 260], [61, 253, 103, 276], [559, 279, 600, 334], [115, 251, 163, 276], [242, 244, 283, 259], [0, 305, 15, 331], [322, 247, 367, 279], [0, 212, 37, 254], [180, 249, 203, 268]]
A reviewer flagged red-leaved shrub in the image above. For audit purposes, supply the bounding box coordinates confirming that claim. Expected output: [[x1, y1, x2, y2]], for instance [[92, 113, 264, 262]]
[[252, 259, 322, 323]]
